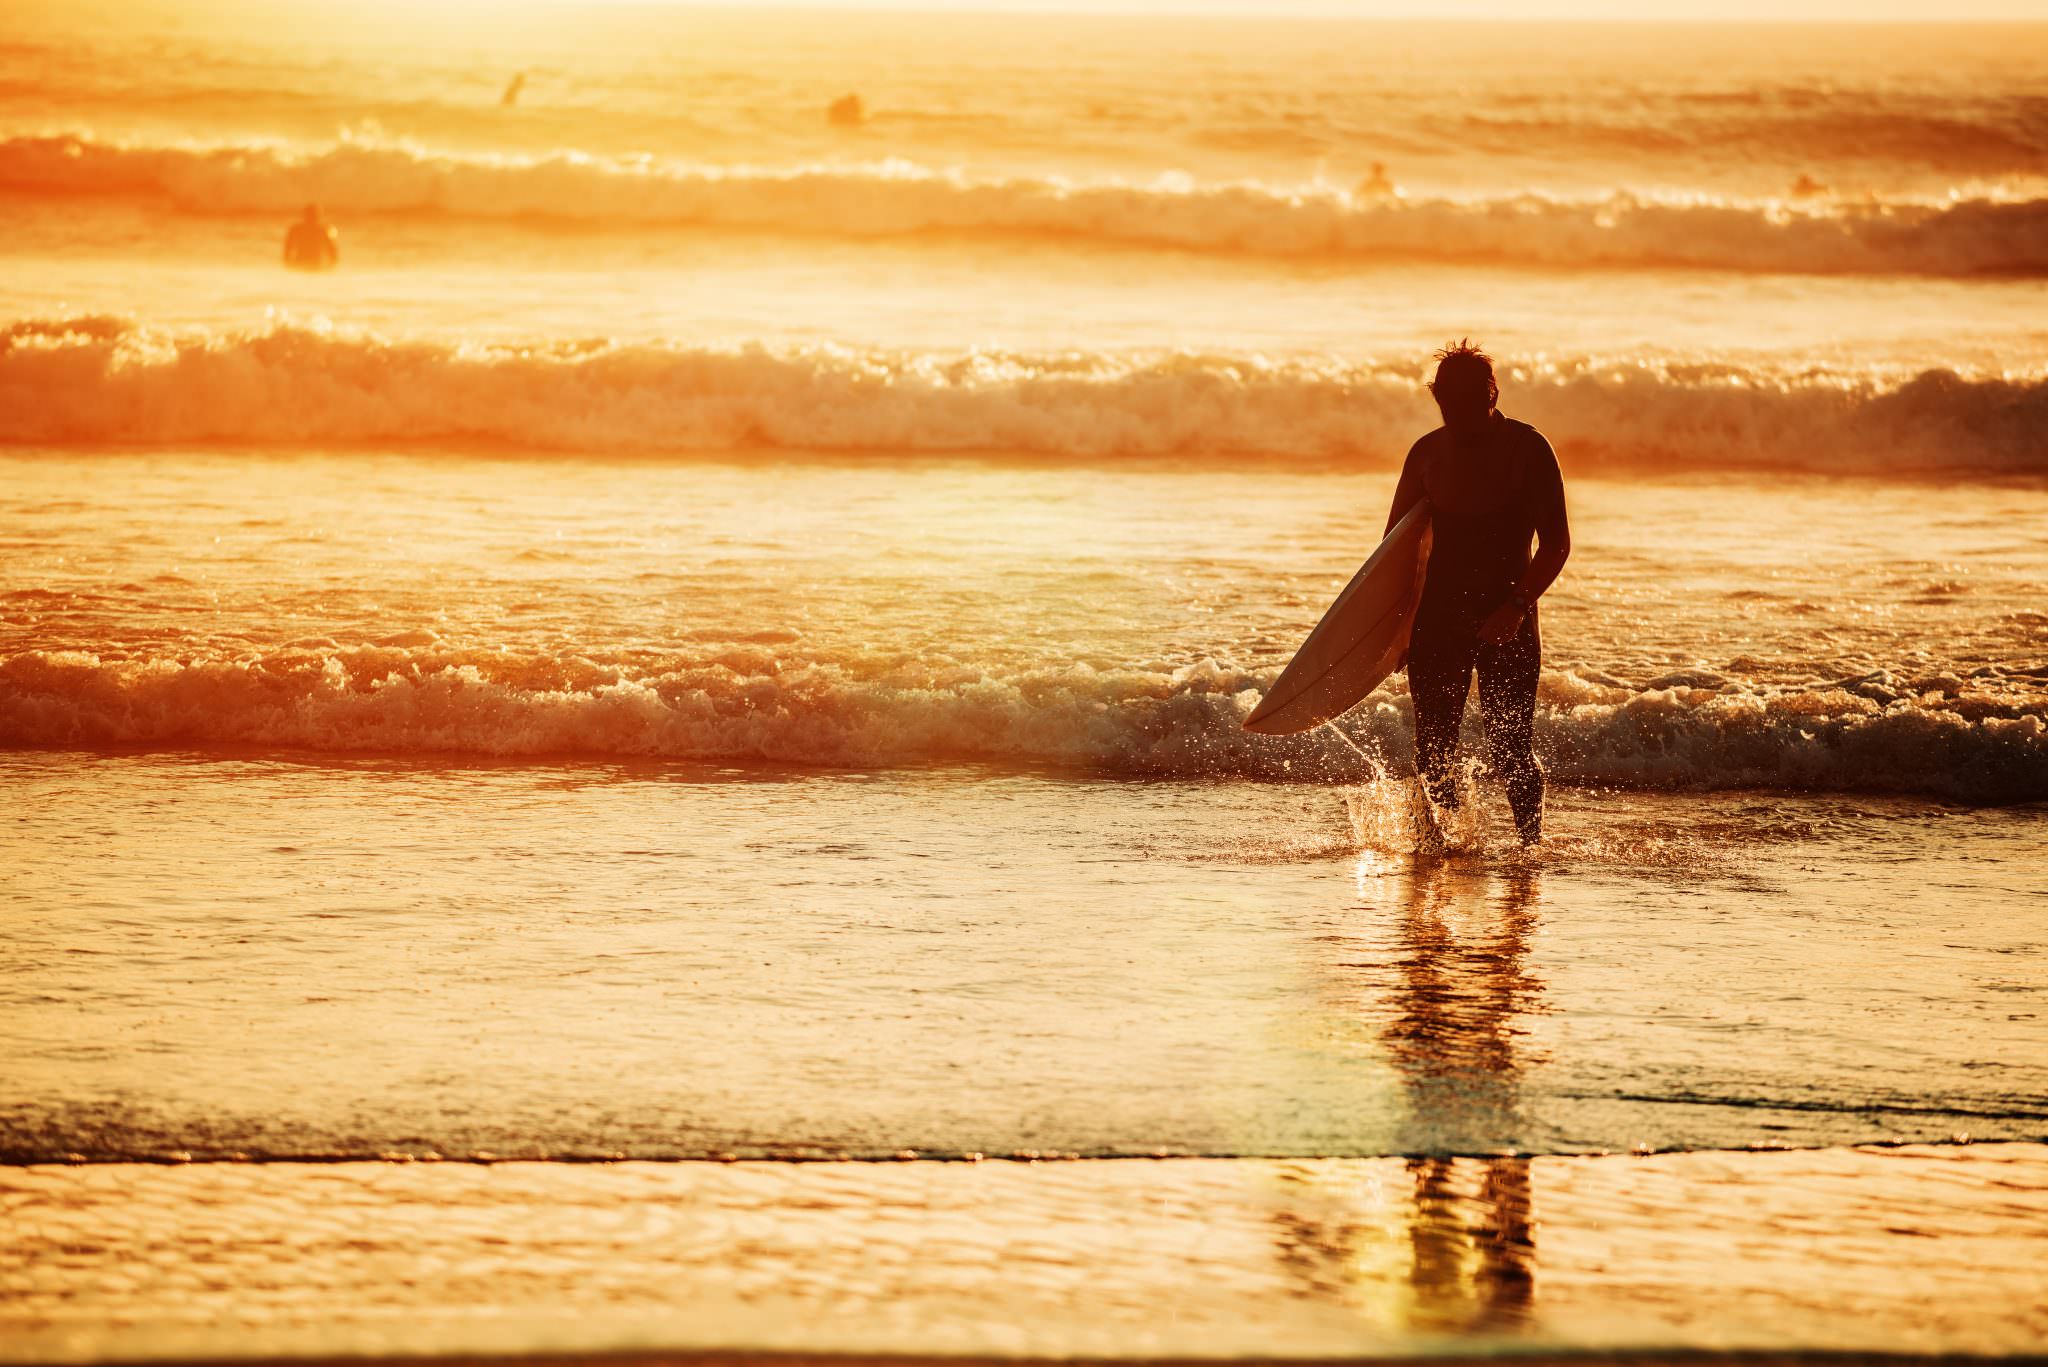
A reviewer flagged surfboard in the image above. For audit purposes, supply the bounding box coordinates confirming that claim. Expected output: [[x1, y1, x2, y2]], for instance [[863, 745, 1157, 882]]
[[1242, 502, 1432, 736]]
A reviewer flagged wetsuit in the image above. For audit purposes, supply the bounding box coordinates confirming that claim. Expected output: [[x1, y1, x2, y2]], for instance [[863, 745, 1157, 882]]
[[284, 221, 338, 271], [1394, 414, 1563, 836]]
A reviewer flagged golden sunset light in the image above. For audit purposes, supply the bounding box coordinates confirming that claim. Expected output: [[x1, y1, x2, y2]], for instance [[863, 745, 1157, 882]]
[[2, 0, 2044, 1365]]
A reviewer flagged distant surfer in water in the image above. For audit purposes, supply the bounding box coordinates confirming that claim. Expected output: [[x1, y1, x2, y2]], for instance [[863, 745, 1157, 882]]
[[1385, 341, 1570, 844], [283, 203, 339, 271]]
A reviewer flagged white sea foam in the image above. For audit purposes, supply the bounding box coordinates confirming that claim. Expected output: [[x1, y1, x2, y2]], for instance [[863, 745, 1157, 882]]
[[3, 316, 2042, 473], [4, 134, 2044, 277], [3, 647, 2040, 802]]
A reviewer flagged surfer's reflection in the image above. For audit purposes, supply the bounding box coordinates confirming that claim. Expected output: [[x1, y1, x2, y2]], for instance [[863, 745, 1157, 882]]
[[1385, 862, 1541, 1330], [1276, 860, 1542, 1332]]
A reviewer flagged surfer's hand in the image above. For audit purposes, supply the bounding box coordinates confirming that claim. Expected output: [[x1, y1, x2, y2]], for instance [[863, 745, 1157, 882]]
[[1477, 602, 1525, 646]]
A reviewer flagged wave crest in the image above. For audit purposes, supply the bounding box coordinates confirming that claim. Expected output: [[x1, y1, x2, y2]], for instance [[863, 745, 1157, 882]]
[[3, 647, 2041, 803], [4, 133, 2045, 277], [3, 317, 2042, 473]]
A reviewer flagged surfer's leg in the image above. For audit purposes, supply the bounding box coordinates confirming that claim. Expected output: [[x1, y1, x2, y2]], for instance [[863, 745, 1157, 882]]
[[1477, 612, 1544, 842], [1407, 629, 1473, 811]]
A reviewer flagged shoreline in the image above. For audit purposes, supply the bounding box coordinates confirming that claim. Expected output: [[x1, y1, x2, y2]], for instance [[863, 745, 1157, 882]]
[[7, 1132, 2044, 1165]]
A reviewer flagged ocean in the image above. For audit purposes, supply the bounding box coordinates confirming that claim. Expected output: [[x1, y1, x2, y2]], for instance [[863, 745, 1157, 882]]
[[1, 1, 2045, 1361]]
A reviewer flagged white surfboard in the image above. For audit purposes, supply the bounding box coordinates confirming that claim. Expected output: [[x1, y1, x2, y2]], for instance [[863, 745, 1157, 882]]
[[1242, 502, 1432, 736]]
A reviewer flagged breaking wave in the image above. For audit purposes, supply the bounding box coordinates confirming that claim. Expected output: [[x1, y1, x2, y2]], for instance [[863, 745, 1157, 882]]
[[4, 133, 2045, 277], [4, 316, 2042, 474], [2, 646, 2041, 803]]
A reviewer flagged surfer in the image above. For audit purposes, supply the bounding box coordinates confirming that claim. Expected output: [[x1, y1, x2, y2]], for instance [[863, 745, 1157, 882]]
[[282, 203, 339, 271], [1385, 341, 1570, 844], [1358, 161, 1397, 199], [827, 93, 864, 127]]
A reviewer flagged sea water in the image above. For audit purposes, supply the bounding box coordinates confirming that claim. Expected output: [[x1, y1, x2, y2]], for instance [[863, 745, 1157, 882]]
[[1, 1, 2045, 1358]]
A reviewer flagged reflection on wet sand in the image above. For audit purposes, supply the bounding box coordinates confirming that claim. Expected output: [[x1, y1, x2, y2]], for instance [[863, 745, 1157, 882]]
[[1395, 863, 1541, 1332], [1278, 856, 1544, 1334], [6, 1144, 2045, 1361]]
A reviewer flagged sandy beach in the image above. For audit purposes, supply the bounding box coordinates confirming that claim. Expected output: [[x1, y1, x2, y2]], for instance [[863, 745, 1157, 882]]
[[8, 1147, 2047, 1363]]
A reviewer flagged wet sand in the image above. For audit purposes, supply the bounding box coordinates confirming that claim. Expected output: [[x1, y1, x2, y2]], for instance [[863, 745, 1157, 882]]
[[5, 1145, 2044, 1364]]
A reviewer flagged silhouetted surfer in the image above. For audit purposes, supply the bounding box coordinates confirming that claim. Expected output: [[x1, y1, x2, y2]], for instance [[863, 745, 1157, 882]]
[[1385, 342, 1570, 844], [827, 93, 864, 127], [1358, 160, 1397, 199], [283, 203, 339, 271]]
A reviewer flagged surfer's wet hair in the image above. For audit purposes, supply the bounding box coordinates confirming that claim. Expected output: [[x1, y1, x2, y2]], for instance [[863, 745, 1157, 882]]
[[1429, 339, 1499, 410]]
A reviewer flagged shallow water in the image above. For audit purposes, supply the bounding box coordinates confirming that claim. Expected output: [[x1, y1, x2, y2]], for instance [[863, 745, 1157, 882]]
[[5, 446, 2045, 1163], [3, 752, 2043, 1162]]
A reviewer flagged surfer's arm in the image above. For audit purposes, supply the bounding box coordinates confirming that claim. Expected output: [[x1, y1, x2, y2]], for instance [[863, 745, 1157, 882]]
[[1518, 441, 1571, 604], [1478, 441, 1571, 645], [1383, 439, 1429, 535]]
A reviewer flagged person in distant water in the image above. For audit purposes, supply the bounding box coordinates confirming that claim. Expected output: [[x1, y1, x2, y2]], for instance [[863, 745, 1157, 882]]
[[1788, 172, 1830, 199], [1384, 341, 1570, 844], [1358, 160, 1397, 199], [501, 71, 525, 107], [283, 203, 339, 271], [827, 92, 864, 127]]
